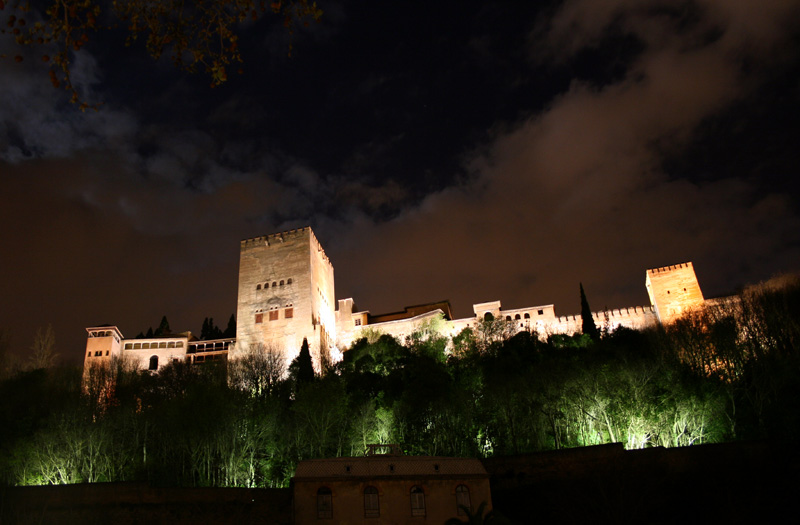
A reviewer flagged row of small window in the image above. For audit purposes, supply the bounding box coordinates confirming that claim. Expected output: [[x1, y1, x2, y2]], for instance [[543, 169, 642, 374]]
[[255, 308, 293, 323], [316, 484, 470, 519], [124, 341, 184, 350], [88, 350, 110, 357], [256, 278, 293, 290], [501, 310, 543, 322]]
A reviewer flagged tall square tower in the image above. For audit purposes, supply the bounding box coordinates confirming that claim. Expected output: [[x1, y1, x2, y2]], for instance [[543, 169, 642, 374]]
[[235, 227, 336, 370], [645, 262, 705, 324]]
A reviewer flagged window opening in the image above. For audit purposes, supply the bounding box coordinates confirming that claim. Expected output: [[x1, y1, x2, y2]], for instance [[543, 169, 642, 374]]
[[456, 485, 471, 516], [364, 486, 379, 518], [410, 486, 426, 516], [148, 355, 158, 370], [317, 487, 332, 519]]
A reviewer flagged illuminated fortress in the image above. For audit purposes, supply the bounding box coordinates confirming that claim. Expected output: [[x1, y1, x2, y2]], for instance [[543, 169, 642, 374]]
[[83, 227, 705, 373]]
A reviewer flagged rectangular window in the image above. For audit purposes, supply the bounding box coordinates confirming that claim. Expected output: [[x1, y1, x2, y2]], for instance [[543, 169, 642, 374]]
[[317, 489, 332, 519], [269, 311, 279, 321], [364, 489, 379, 517], [410, 487, 425, 517], [285, 308, 293, 319], [538, 309, 544, 315], [255, 313, 263, 324], [124, 343, 133, 350], [355, 319, 362, 326]]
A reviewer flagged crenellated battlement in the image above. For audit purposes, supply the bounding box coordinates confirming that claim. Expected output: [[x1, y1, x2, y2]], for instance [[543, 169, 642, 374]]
[[239, 227, 332, 266], [647, 262, 693, 275], [240, 227, 310, 249], [555, 305, 655, 325]]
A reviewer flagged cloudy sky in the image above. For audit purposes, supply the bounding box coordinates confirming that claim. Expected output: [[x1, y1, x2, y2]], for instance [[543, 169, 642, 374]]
[[2, 0, 799, 364]]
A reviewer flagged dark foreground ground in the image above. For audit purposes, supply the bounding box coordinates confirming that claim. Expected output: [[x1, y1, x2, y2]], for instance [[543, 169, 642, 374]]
[[2, 440, 797, 524]]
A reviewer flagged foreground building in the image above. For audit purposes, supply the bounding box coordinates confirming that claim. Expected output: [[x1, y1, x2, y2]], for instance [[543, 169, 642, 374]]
[[83, 227, 705, 374], [292, 445, 492, 524]]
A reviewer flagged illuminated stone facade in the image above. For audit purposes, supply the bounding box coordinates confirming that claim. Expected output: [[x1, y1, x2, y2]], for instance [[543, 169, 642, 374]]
[[646, 262, 705, 324], [234, 228, 336, 368], [83, 226, 705, 374]]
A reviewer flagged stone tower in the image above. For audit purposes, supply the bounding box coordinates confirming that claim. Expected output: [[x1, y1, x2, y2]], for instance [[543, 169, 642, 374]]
[[235, 227, 336, 370], [645, 262, 705, 324]]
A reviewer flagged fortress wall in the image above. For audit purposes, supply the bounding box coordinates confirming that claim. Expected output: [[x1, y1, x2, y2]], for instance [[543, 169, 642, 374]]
[[308, 228, 336, 365], [549, 305, 656, 336]]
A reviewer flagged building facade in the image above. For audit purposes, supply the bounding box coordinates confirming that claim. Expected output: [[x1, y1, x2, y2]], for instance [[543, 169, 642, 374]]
[[83, 227, 706, 374], [292, 448, 492, 524]]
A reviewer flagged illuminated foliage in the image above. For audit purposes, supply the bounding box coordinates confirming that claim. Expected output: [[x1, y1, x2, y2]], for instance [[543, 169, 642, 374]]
[[1, 279, 798, 488]]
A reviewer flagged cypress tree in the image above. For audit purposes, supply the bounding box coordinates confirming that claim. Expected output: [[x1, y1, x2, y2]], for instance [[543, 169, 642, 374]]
[[289, 337, 315, 387], [155, 316, 171, 336], [223, 314, 236, 338], [580, 283, 600, 341]]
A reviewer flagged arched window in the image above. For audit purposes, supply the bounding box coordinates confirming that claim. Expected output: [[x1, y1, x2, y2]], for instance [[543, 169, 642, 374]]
[[364, 486, 379, 517], [148, 355, 158, 370], [272, 282, 277, 287], [456, 484, 471, 515], [317, 487, 332, 519], [280, 280, 284, 286], [287, 278, 293, 284], [515, 314, 521, 320], [256, 284, 261, 290], [484, 312, 494, 321], [505, 316, 512, 321], [524, 313, 530, 319], [410, 486, 425, 516]]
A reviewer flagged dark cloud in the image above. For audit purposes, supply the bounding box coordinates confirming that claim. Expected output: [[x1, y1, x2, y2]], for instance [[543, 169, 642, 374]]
[[1, 0, 798, 363]]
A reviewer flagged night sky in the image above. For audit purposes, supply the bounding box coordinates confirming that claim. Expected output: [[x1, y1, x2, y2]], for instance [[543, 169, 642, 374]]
[[2, 0, 799, 364]]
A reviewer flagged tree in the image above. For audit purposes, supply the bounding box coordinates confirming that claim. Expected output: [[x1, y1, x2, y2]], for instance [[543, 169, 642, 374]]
[[223, 314, 236, 338], [154, 316, 171, 337], [288, 338, 315, 388], [201, 317, 224, 340], [1, 0, 323, 108], [29, 324, 58, 369], [228, 343, 285, 398], [580, 283, 600, 341]]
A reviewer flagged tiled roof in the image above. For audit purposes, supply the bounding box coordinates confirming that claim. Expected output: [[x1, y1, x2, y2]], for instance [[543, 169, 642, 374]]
[[293, 456, 487, 479]]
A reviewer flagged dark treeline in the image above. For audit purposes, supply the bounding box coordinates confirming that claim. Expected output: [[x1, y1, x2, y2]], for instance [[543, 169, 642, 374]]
[[1, 277, 798, 488]]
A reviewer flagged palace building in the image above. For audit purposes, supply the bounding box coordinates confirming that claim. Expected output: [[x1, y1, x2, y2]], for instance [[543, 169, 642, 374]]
[[83, 227, 705, 374]]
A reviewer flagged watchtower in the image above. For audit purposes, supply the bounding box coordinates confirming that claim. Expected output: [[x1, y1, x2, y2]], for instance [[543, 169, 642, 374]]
[[645, 262, 705, 324], [235, 227, 336, 370]]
